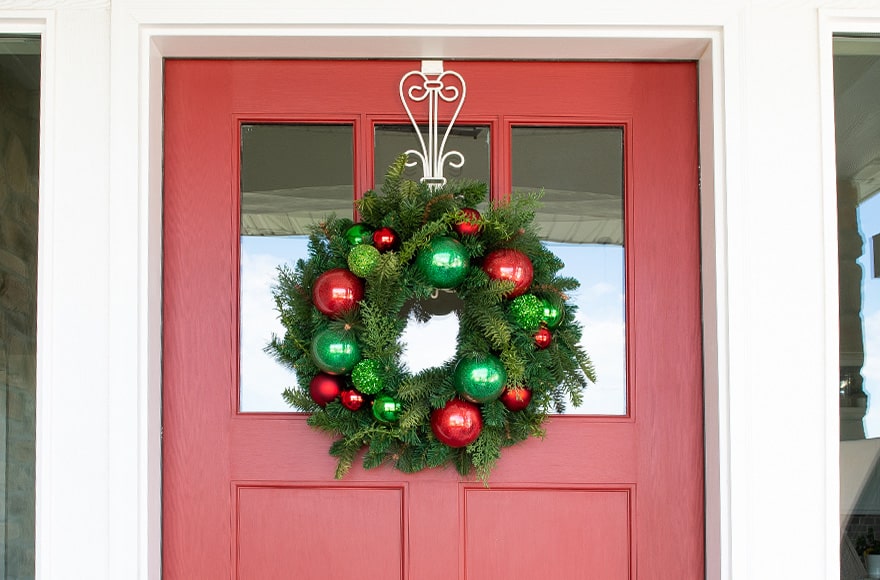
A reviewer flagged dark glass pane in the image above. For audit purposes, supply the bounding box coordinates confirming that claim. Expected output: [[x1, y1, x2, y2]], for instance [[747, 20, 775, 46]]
[[512, 126, 625, 415], [374, 125, 490, 191], [239, 124, 353, 412], [0, 35, 39, 579], [241, 124, 354, 236]]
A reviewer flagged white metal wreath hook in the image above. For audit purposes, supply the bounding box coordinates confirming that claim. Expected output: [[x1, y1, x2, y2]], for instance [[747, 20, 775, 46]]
[[399, 60, 467, 189]]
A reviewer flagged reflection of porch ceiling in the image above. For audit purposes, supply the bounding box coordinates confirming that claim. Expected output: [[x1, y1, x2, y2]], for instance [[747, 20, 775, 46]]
[[240, 185, 623, 245], [835, 39, 880, 202]]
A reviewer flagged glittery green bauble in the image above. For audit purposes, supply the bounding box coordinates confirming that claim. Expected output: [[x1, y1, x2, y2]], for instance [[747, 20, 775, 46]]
[[453, 355, 507, 403], [541, 298, 564, 329], [415, 236, 470, 289], [310, 327, 361, 375], [372, 395, 402, 423], [351, 359, 384, 394], [345, 223, 373, 246], [347, 244, 381, 278], [509, 294, 545, 330]]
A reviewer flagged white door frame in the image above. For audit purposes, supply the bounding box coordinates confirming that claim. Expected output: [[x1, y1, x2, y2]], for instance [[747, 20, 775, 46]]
[[128, 21, 734, 580]]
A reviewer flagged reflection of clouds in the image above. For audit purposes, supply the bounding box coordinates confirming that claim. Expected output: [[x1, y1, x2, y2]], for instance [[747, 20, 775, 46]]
[[863, 310, 880, 437], [240, 244, 297, 412], [550, 242, 626, 415], [578, 315, 626, 388], [400, 313, 459, 373], [582, 281, 617, 298], [565, 289, 626, 415]]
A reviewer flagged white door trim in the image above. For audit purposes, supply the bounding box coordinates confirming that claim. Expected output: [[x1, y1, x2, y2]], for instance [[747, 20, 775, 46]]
[[110, 19, 735, 580]]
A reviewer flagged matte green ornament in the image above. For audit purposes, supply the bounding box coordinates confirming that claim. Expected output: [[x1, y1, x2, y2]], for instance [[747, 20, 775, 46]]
[[541, 298, 564, 329], [415, 236, 470, 289], [453, 354, 507, 403], [372, 395, 402, 423], [310, 327, 361, 375], [347, 244, 381, 278], [509, 294, 545, 330], [345, 223, 373, 246], [351, 359, 384, 394]]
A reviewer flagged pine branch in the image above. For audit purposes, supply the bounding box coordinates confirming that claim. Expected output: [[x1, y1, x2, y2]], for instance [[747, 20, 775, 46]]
[[329, 437, 361, 479]]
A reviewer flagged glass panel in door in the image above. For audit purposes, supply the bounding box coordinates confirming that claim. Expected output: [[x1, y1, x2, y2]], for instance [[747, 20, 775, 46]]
[[239, 124, 353, 412], [511, 126, 626, 415]]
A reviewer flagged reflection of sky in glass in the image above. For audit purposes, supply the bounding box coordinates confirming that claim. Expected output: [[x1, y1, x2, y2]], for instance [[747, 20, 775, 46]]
[[546, 242, 626, 414], [240, 236, 626, 415], [858, 195, 880, 437]]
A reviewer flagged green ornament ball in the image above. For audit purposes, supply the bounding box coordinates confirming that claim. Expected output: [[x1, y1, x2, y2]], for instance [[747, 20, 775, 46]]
[[345, 223, 373, 246], [372, 395, 402, 423], [509, 294, 545, 330], [347, 244, 381, 278], [310, 327, 361, 375], [541, 298, 564, 329], [351, 359, 384, 394], [453, 354, 507, 403], [415, 236, 470, 289]]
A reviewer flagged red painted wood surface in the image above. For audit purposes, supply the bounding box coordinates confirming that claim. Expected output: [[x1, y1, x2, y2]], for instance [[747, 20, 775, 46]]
[[163, 60, 702, 579]]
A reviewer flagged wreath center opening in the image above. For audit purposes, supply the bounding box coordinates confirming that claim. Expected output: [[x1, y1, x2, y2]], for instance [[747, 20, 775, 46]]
[[399, 290, 463, 373]]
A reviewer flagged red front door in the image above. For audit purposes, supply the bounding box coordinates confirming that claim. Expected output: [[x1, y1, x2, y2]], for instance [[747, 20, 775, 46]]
[[163, 60, 703, 579]]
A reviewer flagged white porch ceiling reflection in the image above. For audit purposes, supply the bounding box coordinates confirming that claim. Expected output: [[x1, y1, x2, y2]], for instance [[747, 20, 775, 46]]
[[240, 185, 623, 245]]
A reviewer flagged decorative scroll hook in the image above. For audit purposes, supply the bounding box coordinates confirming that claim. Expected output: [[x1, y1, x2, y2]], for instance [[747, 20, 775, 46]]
[[399, 60, 467, 189]]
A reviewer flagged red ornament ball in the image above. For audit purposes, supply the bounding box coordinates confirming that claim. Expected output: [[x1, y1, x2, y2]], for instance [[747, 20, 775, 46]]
[[453, 207, 482, 236], [534, 326, 553, 349], [431, 399, 483, 448], [309, 373, 345, 407], [499, 386, 532, 411], [372, 227, 401, 252], [312, 268, 364, 318], [482, 248, 534, 298], [340, 389, 365, 411]]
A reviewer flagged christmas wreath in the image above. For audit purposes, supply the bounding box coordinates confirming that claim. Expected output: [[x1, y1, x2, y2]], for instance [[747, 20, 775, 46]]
[[268, 155, 596, 480]]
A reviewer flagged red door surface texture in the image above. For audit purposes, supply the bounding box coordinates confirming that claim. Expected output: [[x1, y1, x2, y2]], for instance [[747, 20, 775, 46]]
[[163, 60, 703, 579]]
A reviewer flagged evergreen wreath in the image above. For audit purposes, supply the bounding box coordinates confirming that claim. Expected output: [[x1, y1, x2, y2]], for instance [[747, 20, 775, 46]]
[[268, 155, 596, 480]]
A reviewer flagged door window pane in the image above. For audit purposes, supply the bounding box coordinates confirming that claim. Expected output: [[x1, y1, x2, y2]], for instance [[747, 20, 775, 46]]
[[835, 36, 880, 578], [512, 126, 626, 415], [374, 124, 490, 190], [239, 124, 353, 412], [0, 35, 39, 579]]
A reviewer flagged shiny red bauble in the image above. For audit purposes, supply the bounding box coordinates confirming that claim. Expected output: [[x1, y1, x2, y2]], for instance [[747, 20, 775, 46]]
[[309, 373, 345, 407], [431, 399, 483, 448], [453, 207, 482, 236], [372, 227, 401, 252], [482, 248, 534, 298], [534, 326, 553, 349], [312, 268, 364, 318], [499, 386, 532, 411], [340, 389, 366, 411]]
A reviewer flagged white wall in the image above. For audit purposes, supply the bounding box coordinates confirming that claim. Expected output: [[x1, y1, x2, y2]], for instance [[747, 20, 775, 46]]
[[0, 0, 868, 578]]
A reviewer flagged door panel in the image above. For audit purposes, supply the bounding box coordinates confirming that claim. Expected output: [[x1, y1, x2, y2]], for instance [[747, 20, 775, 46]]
[[462, 486, 632, 578], [163, 60, 702, 579], [236, 484, 406, 579]]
